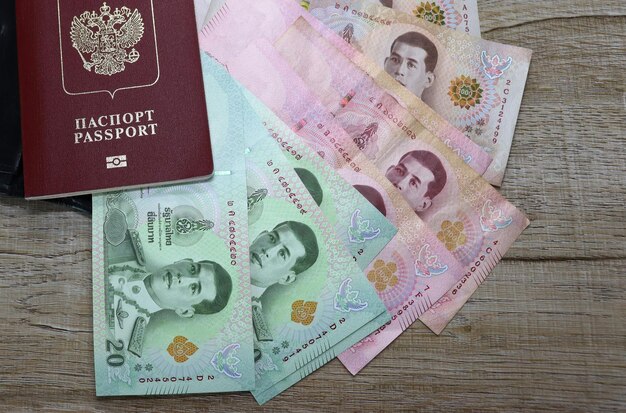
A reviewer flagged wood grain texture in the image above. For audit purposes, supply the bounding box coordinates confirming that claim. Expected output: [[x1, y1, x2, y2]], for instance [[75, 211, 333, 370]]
[[1, 1, 625, 411]]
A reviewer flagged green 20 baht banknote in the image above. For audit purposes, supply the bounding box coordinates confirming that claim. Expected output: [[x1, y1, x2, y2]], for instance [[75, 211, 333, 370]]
[[218, 60, 390, 403], [92, 55, 254, 396]]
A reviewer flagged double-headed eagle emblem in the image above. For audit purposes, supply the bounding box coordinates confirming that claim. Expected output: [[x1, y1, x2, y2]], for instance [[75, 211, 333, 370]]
[[70, 2, 144, 76]]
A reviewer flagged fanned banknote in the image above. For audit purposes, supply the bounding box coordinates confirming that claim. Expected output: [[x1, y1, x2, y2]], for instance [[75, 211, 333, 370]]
[[302, 0, 481, 36], [198, 0, 493, 178], [222, 64, 389, 403], [242, 82, 467, 383], [194, 0, 483, 35], [229, 37, 486, 372], [199, 0, 529, 373], [199, 9, 470, 371], [275, 14, 529, 344], [91, 55, 254, 396], [307, 0, 532, 185]]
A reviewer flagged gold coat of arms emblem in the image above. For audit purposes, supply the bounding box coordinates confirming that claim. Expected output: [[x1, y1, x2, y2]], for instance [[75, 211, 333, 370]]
[[70, 2, 144, 76]]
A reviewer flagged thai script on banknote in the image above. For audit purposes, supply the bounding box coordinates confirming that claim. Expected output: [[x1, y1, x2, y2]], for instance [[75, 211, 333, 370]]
[[244, 91, 398, 271]]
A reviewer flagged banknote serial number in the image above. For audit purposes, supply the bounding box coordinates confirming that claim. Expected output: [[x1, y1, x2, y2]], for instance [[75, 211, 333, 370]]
[[462, 4, 471, 33], [373, 99, 418, 140], [267, 161, 309, 215], [333, 3, 393, 26], [282, 317, 347, 363], [493, 80, 512, 144], [106, 339, 218, 385], [372, 285, 433, 335], [228, 201, 239, 266], [452, 240, 500, 295], [315, 123, 362, 173], [263, 123, 305, 161], [138, 375, 215, 384]]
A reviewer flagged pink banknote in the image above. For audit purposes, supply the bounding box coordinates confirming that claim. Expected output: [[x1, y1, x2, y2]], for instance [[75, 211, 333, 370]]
[[199, 0, 493, 178], [253, 90, 462, 380], [307, 0, 532, 185], [275, 17, 529, 331], [230, 39, 471, 371], [206, 38, 524, 373], [199, 0, 529, 372]]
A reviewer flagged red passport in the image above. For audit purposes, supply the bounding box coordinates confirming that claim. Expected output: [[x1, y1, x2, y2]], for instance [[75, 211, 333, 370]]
[[16, 0, 213, 199]]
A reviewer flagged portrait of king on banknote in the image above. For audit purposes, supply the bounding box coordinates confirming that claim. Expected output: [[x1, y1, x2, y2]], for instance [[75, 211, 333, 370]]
[[103, 193, 234, 350], [382, 30, 439, 101], [383, 149, 448, 216], [247, 191, 323, 350], [93, 184, 254, 396]]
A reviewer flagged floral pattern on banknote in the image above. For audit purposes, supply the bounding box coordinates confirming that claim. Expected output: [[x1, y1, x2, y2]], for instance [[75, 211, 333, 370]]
[[291, 300, 319, 325], [363, 237, 421, 309], [367, 259, 399, 292], [334, 278, 369, 312], [434, 212, 486, 266], [167, 336, 199, 363], [437, 220, 467, 251], [413, 1, 461, 29], [448, 75, 483, 110], [449, 70, 498, 127], [211, 343, 242, 379]]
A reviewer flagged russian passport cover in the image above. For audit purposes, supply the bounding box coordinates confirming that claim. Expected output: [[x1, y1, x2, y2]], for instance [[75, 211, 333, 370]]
[[16, 0, 213, 199]]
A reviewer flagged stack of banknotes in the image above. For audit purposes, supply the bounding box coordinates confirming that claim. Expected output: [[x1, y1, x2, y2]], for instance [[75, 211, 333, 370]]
[[92, 0, 531, 403]]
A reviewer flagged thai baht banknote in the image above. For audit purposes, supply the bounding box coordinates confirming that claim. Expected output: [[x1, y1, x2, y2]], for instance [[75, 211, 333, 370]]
[[199, 10, 470, 373], [307, 0, 531, 185], [273, 16, 529, 367], [226, 65, 390, 403], [233, 35, 523, 374], [242, 84, 467, 397], [92, 55, 254, 396], [194, 0, 481, 37], [198, 0, 493, 179], [244, 90, 398, 272], [198, 0, 529, 373]]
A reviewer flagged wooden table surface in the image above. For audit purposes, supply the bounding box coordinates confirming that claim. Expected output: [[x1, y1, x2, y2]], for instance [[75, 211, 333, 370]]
[[1, 1, 625, 411]]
